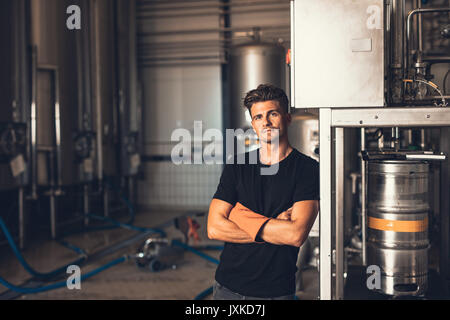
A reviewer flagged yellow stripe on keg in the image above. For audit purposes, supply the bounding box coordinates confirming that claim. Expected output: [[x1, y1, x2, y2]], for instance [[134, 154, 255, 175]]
[[368, 216, 428, 232]]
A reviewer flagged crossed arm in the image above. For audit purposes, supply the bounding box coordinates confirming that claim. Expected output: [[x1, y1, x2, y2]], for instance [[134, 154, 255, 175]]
[[207, 199, 319, 247]]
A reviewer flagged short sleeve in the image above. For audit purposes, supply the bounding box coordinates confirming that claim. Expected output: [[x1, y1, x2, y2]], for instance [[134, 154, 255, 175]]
[[293, 158, 320, 202], [212, 163, 238, 206]]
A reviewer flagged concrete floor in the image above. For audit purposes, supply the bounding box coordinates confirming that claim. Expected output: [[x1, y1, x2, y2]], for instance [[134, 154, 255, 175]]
[[0, 209, 319, 300]]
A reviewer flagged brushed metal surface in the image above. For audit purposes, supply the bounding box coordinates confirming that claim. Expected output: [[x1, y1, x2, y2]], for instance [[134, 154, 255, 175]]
[[292, 0, 384, 108]]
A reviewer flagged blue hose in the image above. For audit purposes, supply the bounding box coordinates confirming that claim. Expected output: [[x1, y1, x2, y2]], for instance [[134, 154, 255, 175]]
[[85, 213, 166, 236], [194, 286, 213, 300], [56, 239, 87, 256], [0, 178, 164, 296], [172, 240, 220, 265], [0, 217, 86, 280], [0, 256, 126, 294]]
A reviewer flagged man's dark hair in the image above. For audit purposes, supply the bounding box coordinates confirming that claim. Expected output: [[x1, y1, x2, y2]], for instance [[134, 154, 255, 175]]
[[243, 84, 289, 116]]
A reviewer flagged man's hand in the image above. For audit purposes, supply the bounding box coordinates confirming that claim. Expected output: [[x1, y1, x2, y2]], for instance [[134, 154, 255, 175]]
[[276, 207, 293, 221]]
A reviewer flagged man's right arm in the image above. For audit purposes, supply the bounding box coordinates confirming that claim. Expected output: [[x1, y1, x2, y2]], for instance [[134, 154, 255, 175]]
[[207, 198, 254, 244]]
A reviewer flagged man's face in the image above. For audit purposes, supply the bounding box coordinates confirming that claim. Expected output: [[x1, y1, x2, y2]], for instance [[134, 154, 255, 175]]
[[250, 100, 291, 144]]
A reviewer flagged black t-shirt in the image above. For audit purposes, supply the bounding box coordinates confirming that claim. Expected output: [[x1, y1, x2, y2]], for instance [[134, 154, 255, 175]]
[[212, 148, 319, 298]]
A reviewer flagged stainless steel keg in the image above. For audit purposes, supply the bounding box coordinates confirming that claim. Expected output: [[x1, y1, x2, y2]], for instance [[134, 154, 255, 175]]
[[367, 160, 429, 296]]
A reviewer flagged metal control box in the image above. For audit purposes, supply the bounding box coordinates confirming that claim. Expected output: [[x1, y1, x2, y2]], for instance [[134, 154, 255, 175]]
[[291, 0, 385, 108]]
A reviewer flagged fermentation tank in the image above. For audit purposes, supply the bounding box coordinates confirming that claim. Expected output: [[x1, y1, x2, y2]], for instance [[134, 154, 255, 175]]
[[228, 42, 286, 153], [288, 114, 319, 162], [367, 160, 430, 296]]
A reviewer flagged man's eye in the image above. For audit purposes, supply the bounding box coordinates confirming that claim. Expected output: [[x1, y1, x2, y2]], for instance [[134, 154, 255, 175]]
[[270, 112, 279, 117]]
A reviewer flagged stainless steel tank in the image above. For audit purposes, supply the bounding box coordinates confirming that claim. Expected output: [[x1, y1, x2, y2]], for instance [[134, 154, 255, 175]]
[[367, 160, 429, 296], [288, 113, 319, 162], [228, 42, 285, 153]]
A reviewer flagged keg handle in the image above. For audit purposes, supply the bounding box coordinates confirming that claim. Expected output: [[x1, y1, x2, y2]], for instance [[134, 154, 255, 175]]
[[393, 283, 421, 296], [361, 150, 447, 161]]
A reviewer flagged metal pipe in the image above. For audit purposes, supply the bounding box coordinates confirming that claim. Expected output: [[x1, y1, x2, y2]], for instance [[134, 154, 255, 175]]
[[422, 55, 450, 63], [290, 0, 295, 109], [104, 187, 109, 217], [54, 69, 62, 189], [392, 0, 405, 69], [406, 8, 450, 77], [129, 0, 138, 135], [83, 184, 89, 227], [75, 24, 84, 133], [82, 0, 93, 133], [335, 128, 344, 299], [407, 129, 413, 146], [416, 0, 423, 53], [30, 46, 38, 200], [420, 128, 426, 150], [92, 0, 103, 184], [361, 128, 367, 266], [50, 192, 56, 239], [394, 127, 400, 152], [319, 108, 332, 299], [18, 187, 25, 249]]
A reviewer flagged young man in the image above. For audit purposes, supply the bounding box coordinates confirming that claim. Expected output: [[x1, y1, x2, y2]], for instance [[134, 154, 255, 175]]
[[207, 84, 320, 300]]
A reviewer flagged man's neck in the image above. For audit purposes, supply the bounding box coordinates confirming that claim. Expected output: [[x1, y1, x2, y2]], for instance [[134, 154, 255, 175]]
[[259, 140, 293, 165]]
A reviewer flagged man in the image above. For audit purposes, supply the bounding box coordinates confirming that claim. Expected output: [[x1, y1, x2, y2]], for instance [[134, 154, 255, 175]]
[[207, 84, 319, 300]]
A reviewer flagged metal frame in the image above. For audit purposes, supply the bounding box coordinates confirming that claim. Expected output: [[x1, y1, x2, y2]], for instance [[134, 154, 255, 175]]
[[319, 106, 450, 300]]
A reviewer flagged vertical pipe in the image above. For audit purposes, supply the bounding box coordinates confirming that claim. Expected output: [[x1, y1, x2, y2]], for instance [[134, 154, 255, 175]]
[[84, 184, 89, 226], [416, 0, 423, 53], [421, 129, 426, 150], [335, 127, 344, 300], [129, 0, 138, 134], [395, 127, 400, 151], [92, 0, 103, 184], [83, 0, 93, 133], [392, 0, 405, 70], [50, 193, 56, 239], [104, 186, 109, 217], [290, 0, 295, 109], [361, 128, 367, 266], [407, 129, 413, 146], [54, 69, 62, 189], [18, 187, 25, 249], [30, 46, 38, 200], [319, 108, 332, 300]]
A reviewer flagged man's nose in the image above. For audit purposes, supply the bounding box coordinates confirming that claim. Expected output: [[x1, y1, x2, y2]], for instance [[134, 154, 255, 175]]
[[263, 115, 272, 126]]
